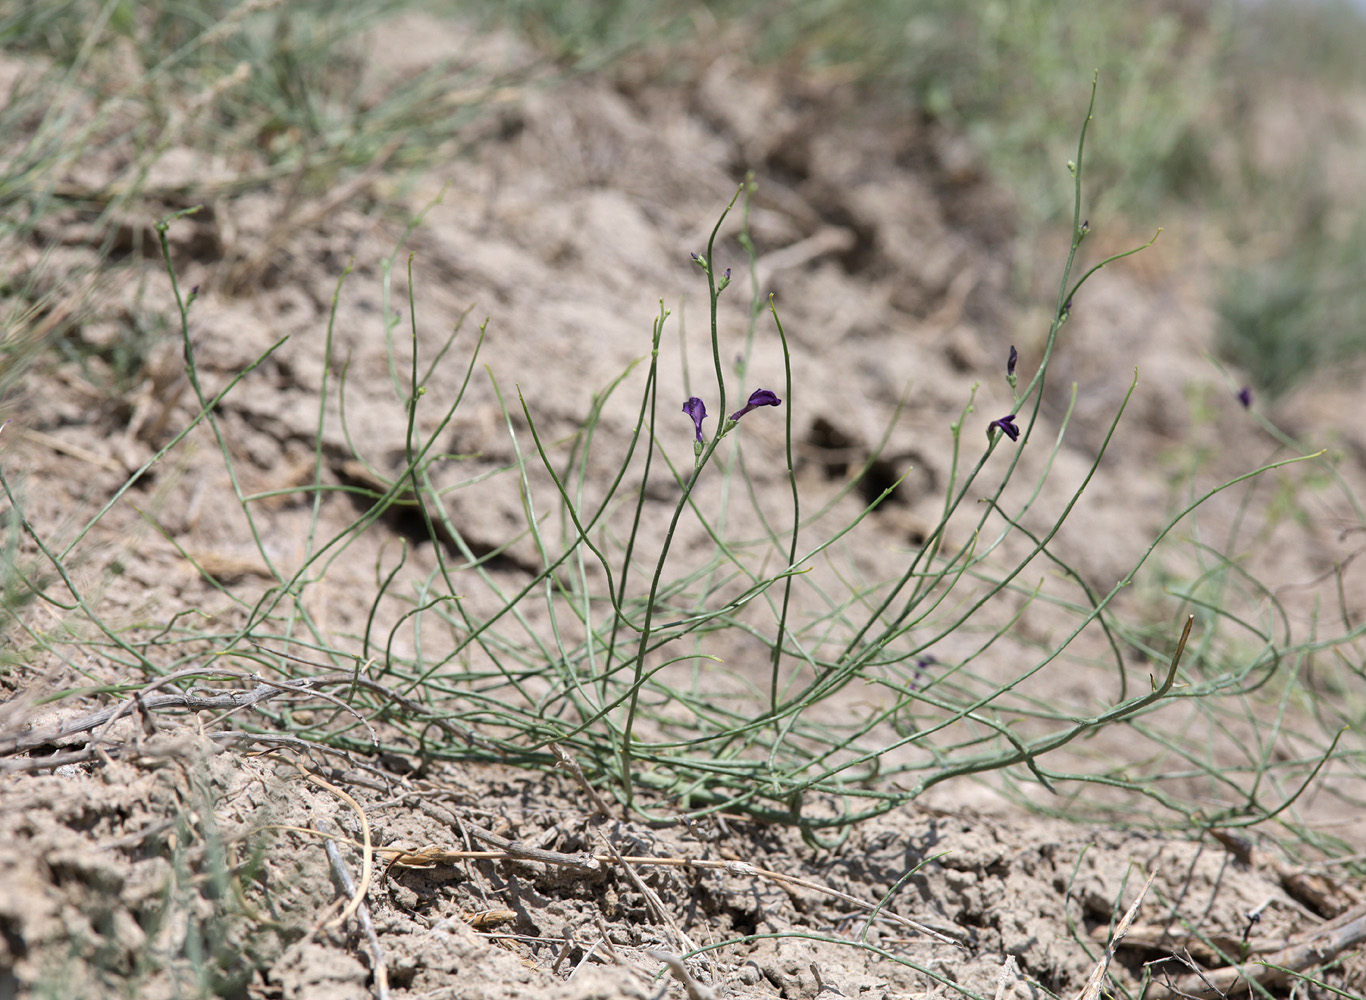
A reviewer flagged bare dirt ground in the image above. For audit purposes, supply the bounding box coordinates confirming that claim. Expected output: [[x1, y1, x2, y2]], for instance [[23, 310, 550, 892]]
[[2, 14, 1365, 1000]]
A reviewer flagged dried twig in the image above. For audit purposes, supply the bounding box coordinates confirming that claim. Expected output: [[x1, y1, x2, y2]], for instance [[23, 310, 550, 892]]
[[2, 662, 481, 768], [599, 832, 697, 958], [994, 955, 1022, 1000], [1076, 868, 1156, 1000], [385, 841, 962, 945], [550, 742, 615, 818], [1145, 902, 1366, 1000], [4, 681, 280, 755], [648, 949, 717, 1000], [460, 822, 602, 872], [304, 769, 374, 930], [18, 427, 126, 473], [3, 666, 367, 756], [324, 833, 390, 1000]]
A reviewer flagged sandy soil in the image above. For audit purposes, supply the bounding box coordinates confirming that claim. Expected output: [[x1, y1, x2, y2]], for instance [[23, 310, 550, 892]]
[[2, 13, 1364, 1000]]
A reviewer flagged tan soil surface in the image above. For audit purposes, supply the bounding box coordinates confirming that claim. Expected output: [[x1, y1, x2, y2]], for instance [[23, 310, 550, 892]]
[[2, 13, 1364, 1000]]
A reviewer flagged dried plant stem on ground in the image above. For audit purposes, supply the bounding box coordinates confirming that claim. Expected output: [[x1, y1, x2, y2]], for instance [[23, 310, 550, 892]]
[[1075, 870, 1155, 1000], [325, 832, 391, 1000], [1144, 903, 1366, 1000], [385, 838, 968, 946]]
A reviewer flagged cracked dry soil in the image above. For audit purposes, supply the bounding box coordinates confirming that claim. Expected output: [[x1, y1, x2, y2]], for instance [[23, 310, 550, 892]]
[[3, 13, 1365, 1000]]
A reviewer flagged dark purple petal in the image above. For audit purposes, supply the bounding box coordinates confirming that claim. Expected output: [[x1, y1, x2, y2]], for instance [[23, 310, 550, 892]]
[[1236, 386, 1253, 408], [988, 414, 1020, 442], [1007, 345, 1018, 377], [908, 653, 938, 690], [683, 397, 707, 442], [729, 388, 782, 422]]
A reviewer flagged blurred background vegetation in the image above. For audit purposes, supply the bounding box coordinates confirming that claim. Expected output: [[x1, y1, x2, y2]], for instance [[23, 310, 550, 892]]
[[3, 0, 1366, 398], [471, 0, 1366, 401], [470, 0, 1366, 399]]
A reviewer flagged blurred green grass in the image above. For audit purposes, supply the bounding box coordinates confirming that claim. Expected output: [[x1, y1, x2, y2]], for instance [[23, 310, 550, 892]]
[[0, 0, 530, 394], [6, 0, 1366, 397]]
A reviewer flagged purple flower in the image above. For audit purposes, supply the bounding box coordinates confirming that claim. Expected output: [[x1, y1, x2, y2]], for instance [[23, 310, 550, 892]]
[[988, 414, 1020, 442], [683, 397, 707, 442], [729, 388, 782, 422], [909, 654, 937, 691], [1007, 345, 1018, 377], [1236, 386, 1253, 408]]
